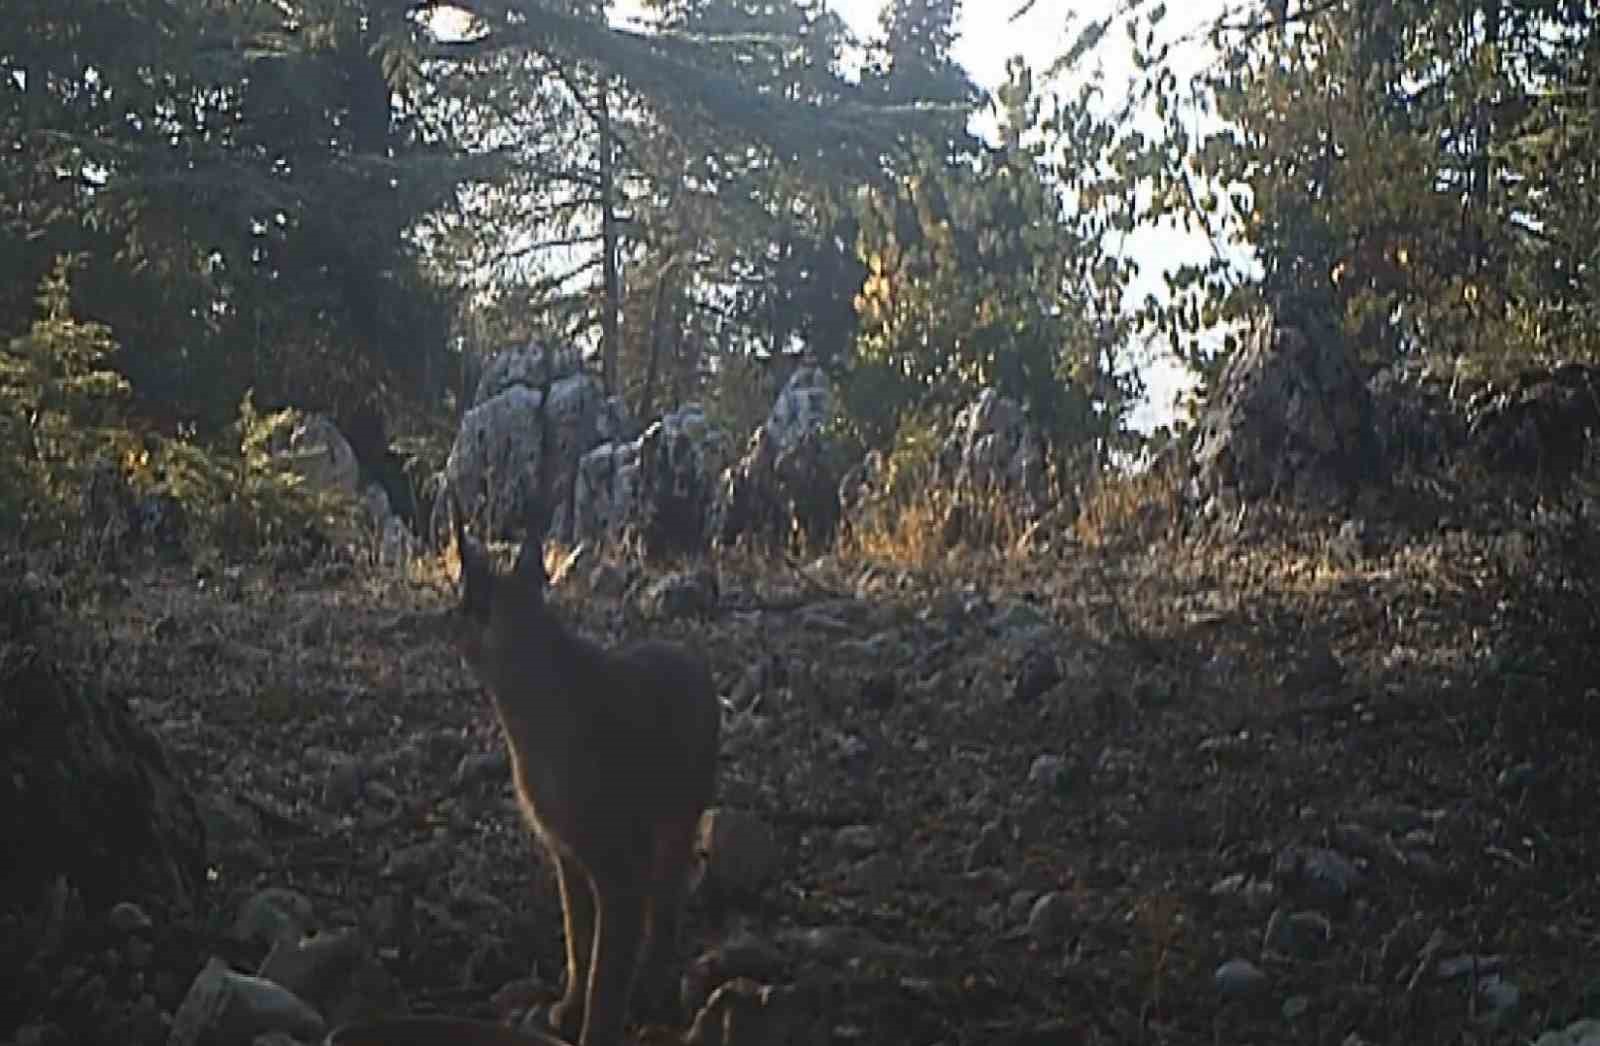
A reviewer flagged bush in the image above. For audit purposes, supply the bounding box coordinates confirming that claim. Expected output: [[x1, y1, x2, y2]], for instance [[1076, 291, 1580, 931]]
[[0, 254, 136, 542], [1, 256, 362, 562]]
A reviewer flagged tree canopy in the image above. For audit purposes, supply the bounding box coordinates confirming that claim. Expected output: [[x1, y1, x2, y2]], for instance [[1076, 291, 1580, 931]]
[[3, 0, 1597, 533]]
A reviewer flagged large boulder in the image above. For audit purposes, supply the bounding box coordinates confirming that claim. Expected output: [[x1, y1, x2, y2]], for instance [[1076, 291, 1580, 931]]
[[430, 340, 627, 545], [935, 389, 1049, 507], [1190, 306, 1385, 510], [571, 405, 731, 560], [266, 412, 362, 500], [710, 354, 841, 550], [263, 409, 414, 562]]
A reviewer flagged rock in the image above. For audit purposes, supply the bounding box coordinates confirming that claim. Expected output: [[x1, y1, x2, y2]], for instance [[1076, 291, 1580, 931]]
[[1477, 975, 1521, 1020], [711, 356, 840, 551], [266, 411, 361, 500], [837, 449, 889, 535], [1190, 303, 1385, 510], [1025, 891, 1074, 944], [699, 808, 779, 897], [107, 902, 153, 934], [432, 344, 614, 545], [766, 355, 832, 444], [641, 570, 718, 619], [454, 750, 510, 787], [574, 438, 643, 543], [378, 515, 416, 568], [933, 389, 1051, 533], [572, 404, 731, 559], [256, 928, 366, 1010], [634, 406, 733, 560], [1264, 909, 1332, 959], [232, 889, 318, 949], [682, 930, 787, 1016], [473, 338, 583, 404], [168, 957, 326, 1046], [832, 825, 880, 859], [1497, 761, 1537, 794], [990, 600, 1053, 639], [1011, 647, 1061, 703], [1534, 1019, 1600, 1046], [1272, 845, 1363, 908], [1214, 958, 1269, 998], [1027, 754, 1068, 790]]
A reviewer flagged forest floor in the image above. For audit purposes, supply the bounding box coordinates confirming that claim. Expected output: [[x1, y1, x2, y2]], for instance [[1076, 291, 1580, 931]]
[[86, 493, 1600, 1046]]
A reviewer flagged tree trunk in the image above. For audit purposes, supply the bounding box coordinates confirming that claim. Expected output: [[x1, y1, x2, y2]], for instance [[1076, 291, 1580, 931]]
[[638, 255, 680, 423], [598, 76, 622, 397]]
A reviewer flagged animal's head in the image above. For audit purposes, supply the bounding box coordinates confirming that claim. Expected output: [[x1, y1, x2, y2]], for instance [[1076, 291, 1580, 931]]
[[447, 493, 554, 667]]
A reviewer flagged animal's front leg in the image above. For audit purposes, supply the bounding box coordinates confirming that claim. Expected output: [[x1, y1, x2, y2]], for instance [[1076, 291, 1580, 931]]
[[580, 878, 646, 1046], [549, 851, 596, 1041]]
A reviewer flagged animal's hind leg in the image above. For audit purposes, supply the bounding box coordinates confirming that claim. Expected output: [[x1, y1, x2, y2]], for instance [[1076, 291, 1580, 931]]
[[580, 872, 646, 1046]]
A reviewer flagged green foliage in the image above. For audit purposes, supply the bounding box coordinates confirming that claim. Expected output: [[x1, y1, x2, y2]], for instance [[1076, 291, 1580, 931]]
[[150, 392, 363, 558], [844, 59, 1142, 460], [2, 0, 470, 439], [0, 256, 134, 539], [1084, 0, 1600, 382], [0, 254, 362, 561]]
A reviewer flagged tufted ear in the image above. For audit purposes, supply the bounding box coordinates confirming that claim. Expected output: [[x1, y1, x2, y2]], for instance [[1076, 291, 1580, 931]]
[[511, 494, 552, 590], [450, 493, 494, 619]]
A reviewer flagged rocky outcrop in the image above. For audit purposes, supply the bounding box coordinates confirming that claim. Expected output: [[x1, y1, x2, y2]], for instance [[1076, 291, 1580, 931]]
[[932, 389, 1052, 544], [711, 355, 840, 551], [430, 340, 628, 545], [1190, 306, 1385, 509], [572, 405, 732, 560]]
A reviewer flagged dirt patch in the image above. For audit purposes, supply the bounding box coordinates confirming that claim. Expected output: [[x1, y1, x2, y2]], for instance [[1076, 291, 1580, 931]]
[[11, 498, 1600, 1045]]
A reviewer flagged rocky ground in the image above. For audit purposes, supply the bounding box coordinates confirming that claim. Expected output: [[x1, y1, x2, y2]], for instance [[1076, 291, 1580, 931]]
[[9, 488, 1600, 1046]]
